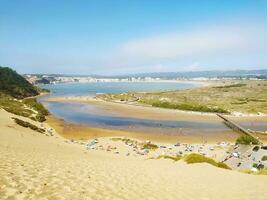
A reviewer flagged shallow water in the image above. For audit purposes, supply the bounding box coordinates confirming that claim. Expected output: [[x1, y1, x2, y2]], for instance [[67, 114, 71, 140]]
[[39, 82, 240, 139], [39, 82, 267, 138], [45, 101, 235, 139]]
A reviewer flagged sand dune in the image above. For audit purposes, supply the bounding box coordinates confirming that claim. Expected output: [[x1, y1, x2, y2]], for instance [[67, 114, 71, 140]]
[[1, 109, 267, 200]]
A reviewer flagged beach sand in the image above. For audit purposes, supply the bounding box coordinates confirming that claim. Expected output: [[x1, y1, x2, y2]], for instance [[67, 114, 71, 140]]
[[1, 108, 267, 199]]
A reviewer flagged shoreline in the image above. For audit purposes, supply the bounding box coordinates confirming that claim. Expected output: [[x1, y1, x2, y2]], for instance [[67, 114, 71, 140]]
[[46, 114, 235, 144], [43, 95, 267, 143], [45, 95, 267, 121]]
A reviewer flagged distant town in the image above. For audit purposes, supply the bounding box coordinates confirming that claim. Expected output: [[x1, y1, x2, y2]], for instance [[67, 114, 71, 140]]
[[24, 69, 267, 85], [24, 74, 266, 85]]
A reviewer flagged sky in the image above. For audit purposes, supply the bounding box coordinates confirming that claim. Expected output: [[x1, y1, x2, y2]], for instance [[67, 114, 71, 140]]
[[0, 0, 267, 75]]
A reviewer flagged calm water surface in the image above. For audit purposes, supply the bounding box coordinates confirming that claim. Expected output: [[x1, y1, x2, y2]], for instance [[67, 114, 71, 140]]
[[39, 82, 265, 137]]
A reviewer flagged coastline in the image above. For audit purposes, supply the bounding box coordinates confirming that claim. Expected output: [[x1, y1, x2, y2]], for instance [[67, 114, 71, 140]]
[[45, 95, 267, 121], [46, 114, 235, 144], [43, 95, 267, 143]]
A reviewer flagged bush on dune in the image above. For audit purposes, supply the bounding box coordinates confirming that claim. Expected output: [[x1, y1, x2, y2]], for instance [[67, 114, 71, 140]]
[[142, 143, 158, 150], [184, 153, 231, 170], [12, 117, 45, 133], [157, 155, 182, 161]]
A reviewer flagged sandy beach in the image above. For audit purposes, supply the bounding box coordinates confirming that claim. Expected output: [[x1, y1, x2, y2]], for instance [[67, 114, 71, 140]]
[[0, 110, 267, 199], [1, 108, 267, 199]]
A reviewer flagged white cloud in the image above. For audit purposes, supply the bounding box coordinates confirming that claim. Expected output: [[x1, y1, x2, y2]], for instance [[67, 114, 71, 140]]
[[103, 23, 267, 72]]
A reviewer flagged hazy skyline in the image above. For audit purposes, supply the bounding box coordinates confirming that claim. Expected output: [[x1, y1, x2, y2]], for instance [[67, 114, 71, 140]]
[[1, 0, 267, 75]]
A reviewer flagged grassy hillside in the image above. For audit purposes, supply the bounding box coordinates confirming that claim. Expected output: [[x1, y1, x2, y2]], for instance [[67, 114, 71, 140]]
[[0, 66, 39, 98], [0, 66, 49, 122], [98, 80, 267, 114]]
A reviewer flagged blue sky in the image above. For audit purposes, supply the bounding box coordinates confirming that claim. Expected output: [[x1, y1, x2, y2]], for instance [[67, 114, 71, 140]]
[[0, 0, 267, 75]]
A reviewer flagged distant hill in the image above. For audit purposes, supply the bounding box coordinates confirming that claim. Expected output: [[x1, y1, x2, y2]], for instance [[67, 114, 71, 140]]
[[0, 67, 39, 98], [26, 69, 267, 79]]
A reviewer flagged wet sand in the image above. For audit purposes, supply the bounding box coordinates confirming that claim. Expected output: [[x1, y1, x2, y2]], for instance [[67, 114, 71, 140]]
[[47, 114, 240, 144]]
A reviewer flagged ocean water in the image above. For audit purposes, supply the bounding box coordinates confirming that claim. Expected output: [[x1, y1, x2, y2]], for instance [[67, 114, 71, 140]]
[[41, 82, 196, 97], [39, 82, 237, 138]]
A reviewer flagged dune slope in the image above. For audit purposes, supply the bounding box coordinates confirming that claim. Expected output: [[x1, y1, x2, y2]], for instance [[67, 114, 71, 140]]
[[1, 109, 267, 200]]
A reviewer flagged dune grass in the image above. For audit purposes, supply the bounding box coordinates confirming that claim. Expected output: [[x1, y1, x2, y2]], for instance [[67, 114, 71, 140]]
[[153, 153, 231, 170], [23, 98, 49, 122], [0, 94, 49, 122], [0, 94, 34, 117], [156, 155, 183, 161], [184, 153, 231, 170], [12, 117, 45, 133]]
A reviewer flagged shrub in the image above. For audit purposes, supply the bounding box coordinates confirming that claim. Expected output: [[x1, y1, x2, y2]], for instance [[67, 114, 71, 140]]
[[235, 135, 260, 145], [143, 143, 158, 150], [252, 163, 258, 168], [184, 153, 231, 170], [157, 155, 182, 161], [12, 117, 45, 133], [23, 98, 49, 122], [151, 101, 229, 113], [0, 94, 34, 117], [217, 162, 232, 170], [261, 156, 267, 161]]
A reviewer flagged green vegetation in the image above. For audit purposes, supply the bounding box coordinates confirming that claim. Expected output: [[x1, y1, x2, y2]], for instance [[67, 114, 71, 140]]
[[23, 98, 49, 122], [0, 66, 49, 122], [153, 153, 231, 170], [261, 156, 267, 161], [252, 163, 258, 168], [142, 143, 158, 150], [235, 135, 260, 145], [0, 94, 34, 117], [12, 117, 45, 133], [214, 83, 246, 89], [156, 155, 182, 161], [0, 94, 49, 122], [0, 66, 39, 98], [184, 153, 231, 170], [151, 101, 229, 113], [98, 80, 267, 114]]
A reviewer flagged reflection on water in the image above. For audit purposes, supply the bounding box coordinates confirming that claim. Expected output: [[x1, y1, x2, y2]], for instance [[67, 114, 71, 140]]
[[46, 101, 232, 136], [39, 82, 266, 138]]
